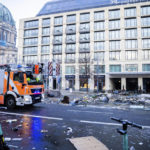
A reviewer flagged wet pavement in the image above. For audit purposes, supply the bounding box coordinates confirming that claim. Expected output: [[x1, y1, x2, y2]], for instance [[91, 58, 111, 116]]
[[0, 103, 150, 150]]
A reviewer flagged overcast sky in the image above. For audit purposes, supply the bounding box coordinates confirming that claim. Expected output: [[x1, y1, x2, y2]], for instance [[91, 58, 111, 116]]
[[1, 0, 52, 30]]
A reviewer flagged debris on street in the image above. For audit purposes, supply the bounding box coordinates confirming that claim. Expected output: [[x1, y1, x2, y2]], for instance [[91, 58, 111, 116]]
[[66, 127, 73, 135], [6, 119, 17, 123]]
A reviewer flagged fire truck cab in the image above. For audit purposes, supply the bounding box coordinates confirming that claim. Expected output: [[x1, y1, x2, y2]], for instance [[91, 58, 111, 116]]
[[0, 65, 44, 109]]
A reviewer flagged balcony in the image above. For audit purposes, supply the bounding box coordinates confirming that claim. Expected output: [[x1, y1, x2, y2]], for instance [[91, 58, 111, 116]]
[[79, 48, 90, 53], [53, 30, 63, 35], [79, 58, 90, 63], [66, 28, 76, 34], [52, 50, 62, 54], [65, 59, 75, 63], [53, 39, 62, 45], [65, 48, 75, 53], [66, 39, 76, 44], [79, 28, 90, 33]]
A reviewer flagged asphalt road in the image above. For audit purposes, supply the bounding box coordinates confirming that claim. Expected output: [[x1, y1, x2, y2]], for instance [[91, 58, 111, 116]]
[[0, 102, 150, 150]]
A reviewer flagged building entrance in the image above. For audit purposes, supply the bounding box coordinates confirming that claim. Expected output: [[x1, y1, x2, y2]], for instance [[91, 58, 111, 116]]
[[110, 78, 121, 90], [143, 78, 150, 93], [126, 78, 138, 91]]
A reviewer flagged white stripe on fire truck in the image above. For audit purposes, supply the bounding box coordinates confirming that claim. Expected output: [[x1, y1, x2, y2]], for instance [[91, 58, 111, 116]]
[[9, 79, 19, 94], [5, 74, 19, 94]]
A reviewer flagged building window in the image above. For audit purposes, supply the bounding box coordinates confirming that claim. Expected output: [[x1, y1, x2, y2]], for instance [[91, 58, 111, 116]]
[[42, 18, 50, 26], [109, 9, 120, 19], [24, 38, 38, 46], [94, 42, 105, 51], [42, 27, 50, 35], [125, 64, 138, 72], [54, 26, 63, 35], [65, 66, 75, 74], [125, 50, 137, 60], [79, 65, 90, 74], [80, 13, 90, 22], [143, 64, 150, 71], [42, 37, 50, 44], [80, 23, 90, 32], [66, 24, 76, 33], [109, 51, 120, 60], [67, 15, 76, 24], [141, 17, 150, 27], [41, 55, 49, 63], [125, 40, 138, 49], [94, 52, 104, 61], [109, 20, 120, 29], [53, 36, 62, 44], [109, 30, 120, 40], [94, 21, 104, 30], [24, 29, 38, 37], [24, 20, 39, 28], [53, 45, 62, 53], [79, 43, 90, 52], [23, 56, 38, 64], [65, 54, 75, 63], [66, 44, 76, 52], [142, 28, 150, 38], [143, 50, 150, 60], [125, 18, 137, 28], [23, 47, 38, 55], [125, 29, 137, 39], [41, 46, 50, 54], [79, 53, 90, 63], [54, 16, 63, 25], [141, 6, 150, 16], [142, 39, 150, 49], [53, 54, 62, 62], [109, 41, 120, 50], [94, 65, 105, 73], [79, 33, 90, 42], [94, 11, 104, 21], [66, 34, 76, 43], [124, 8, 136, 17], [94, 32, 105, 41], [110, 65, 121, 72]]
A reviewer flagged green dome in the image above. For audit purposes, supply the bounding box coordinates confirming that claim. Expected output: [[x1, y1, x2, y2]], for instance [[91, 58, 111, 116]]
[[0, 3, 15, 26]]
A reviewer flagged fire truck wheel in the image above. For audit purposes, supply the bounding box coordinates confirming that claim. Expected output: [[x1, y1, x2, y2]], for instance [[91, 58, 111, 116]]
[[6, 96, 16, 109]]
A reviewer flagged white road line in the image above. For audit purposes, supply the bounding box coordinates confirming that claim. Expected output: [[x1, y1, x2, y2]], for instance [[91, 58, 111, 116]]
[[68, 110, 113, 114], [0, 111, 63, 121], [80, 120, 122, 126], [80, 120, 150, 129]]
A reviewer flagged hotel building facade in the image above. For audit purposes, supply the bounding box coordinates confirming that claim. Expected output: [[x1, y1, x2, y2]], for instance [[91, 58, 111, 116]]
[[18, 0, 150, 92]]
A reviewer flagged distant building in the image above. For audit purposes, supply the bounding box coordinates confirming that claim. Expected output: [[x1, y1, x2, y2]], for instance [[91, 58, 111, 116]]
[[0, 3, 17, 65], [18, 0, 150, 92]]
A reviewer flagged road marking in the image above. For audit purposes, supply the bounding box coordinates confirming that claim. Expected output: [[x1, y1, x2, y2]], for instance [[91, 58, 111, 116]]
[[80, 120, 122, 126], [0, 111, 63, 121], [80, 120, 150, 129], [68, 110, 113, 115]]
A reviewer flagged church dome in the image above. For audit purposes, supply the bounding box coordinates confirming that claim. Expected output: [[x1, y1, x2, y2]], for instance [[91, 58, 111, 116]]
[[0, 3, 15, 26]]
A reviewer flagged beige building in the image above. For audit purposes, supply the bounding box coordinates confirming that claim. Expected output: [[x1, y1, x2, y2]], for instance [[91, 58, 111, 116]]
[[0, 3, 17, 65], [18, 0, 150, 92]]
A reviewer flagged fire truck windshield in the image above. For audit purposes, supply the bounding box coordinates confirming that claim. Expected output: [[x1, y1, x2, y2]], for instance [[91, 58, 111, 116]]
[[25, 71, 43, 85]]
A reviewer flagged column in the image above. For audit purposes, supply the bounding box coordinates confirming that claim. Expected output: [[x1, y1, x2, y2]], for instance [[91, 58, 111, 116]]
[[138, 77, 143, 90], [121, 77, 126, 90]]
